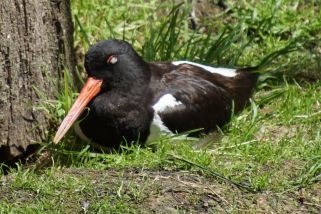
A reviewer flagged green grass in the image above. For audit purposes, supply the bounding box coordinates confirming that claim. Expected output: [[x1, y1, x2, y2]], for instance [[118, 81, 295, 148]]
[[1, 0, 321, 213]]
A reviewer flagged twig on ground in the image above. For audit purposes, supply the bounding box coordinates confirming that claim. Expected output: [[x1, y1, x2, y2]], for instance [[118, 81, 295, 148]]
[[168, 153, 257, 193], [303, 201, 321, 209]]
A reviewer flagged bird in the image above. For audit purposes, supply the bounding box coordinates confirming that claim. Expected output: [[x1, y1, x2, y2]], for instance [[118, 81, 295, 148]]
[[53, 39, 258, 148]]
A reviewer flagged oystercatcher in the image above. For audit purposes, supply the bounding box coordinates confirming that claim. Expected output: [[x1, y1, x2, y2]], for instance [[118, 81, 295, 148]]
[[53, 39, 258, 148]]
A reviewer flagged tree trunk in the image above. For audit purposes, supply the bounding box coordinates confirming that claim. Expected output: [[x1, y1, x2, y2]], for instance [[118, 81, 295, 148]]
[[0, 0, 75, 163]]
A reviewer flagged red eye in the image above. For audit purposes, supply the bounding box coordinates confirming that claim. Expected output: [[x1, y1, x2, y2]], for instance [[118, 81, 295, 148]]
[[106, 55, 118, 64]]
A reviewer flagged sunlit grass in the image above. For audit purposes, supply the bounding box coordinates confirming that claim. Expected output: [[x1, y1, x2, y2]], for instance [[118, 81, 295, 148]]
[[1, 0, 321, 213]]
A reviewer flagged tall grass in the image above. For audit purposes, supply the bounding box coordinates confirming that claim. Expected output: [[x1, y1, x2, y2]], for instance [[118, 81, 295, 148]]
[[73, 1, 320, 80]]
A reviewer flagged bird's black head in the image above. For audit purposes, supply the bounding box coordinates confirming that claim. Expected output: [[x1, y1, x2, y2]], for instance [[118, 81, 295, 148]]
[[84, 39, 150, 90]]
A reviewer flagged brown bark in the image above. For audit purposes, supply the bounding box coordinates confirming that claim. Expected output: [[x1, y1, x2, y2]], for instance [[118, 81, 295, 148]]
[[0, 0, 76, 163]]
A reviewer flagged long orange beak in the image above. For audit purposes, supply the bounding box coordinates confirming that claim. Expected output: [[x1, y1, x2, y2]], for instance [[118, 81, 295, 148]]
[[53, 77, 103, 144]]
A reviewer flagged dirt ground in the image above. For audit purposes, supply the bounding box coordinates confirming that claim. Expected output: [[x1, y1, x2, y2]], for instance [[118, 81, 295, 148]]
[[1, 168, 320, 213]]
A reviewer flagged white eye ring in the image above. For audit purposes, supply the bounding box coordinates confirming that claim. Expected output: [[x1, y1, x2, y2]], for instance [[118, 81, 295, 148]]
[[108, 56, 118, 64]]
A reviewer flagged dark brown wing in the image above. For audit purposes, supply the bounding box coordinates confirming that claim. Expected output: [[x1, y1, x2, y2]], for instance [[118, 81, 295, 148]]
[[149, 62, 257, 135], [152, 64, 231, 134]]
